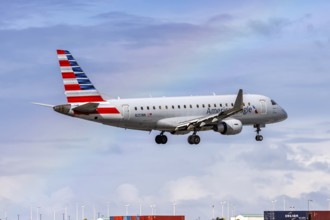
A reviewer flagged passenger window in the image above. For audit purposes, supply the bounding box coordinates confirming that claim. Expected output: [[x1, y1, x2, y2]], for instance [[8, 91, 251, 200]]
[[172, 105, 175, 109], [208, 104, 211, 108], [159, 106, 162, 110], [248, 102, 251, 106], [190, 105, 192, 108], [147, 106, 150, 110], [225, 103, 228, 107], [153, 106, 156, 110], [243, 103, 245, 106], [214, 104, 216, 107], [231, 103, 233, 107], [196, 104, 199, 108], [202, 104, 205, 108], [220, 104, 222, 107], [134, 107, 137, 111], [184, 105, 186, 108], [165, 106, 168, 109], [178, 105, 180, 109], [141, 107, 143, 110]]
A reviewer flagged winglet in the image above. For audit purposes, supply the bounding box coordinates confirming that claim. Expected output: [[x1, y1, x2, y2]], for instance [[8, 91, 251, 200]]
[[233, 89, 243, 110]]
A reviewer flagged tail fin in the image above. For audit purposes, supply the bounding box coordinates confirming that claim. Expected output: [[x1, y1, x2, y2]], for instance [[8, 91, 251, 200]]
[[57, 49, 105, 103]]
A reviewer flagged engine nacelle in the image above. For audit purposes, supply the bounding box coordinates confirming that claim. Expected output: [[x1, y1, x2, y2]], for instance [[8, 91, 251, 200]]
[[214, 119, 243, 135]]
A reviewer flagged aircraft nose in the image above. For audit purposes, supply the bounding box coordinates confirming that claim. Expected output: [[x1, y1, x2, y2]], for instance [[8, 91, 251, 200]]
[[280, 108, 288, 121]]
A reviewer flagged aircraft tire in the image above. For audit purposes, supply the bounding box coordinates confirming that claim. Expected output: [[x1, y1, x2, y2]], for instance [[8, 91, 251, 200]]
[[188, 135, 200, 145], [255, 135, 263, 141], [161, 135, 168, 144], [155, 135, 167, 144], [188, 135, 194, 144], [155, 135, 161, 144], [193, 135, 201, 145]]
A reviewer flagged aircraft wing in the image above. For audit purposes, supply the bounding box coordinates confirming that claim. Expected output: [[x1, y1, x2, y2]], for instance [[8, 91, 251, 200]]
[[175, 89, 243, 131]]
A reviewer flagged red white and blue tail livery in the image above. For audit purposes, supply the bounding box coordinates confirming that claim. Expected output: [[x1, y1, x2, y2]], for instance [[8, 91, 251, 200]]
[[37, 49, 288, 145], [57, 49, 105, 103]]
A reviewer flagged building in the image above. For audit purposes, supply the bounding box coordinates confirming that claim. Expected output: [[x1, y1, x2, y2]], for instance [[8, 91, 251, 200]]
[[231, 214, 264, 220]]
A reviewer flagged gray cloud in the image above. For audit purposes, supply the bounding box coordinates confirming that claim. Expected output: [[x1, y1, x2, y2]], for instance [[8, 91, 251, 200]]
[[205, 13, 235, 27], [248, 18, 292, 37], [237, 144, 302, 171]]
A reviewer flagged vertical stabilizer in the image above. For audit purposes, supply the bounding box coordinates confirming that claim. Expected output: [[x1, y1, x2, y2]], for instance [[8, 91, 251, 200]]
[[57, 49, 105, 103]]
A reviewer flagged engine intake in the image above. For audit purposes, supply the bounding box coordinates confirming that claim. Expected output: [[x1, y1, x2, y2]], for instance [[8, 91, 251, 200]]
[[214, 119, 243, 135]]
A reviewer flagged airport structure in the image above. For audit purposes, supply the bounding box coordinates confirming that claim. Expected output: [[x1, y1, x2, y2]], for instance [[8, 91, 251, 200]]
[[230, 214, 263, 220]]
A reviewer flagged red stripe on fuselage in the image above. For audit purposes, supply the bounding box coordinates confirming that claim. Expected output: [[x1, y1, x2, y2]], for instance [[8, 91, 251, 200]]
[[67, 96, 104, 103], [97, 107, 120, 114], [64, 84, 81, 90], [62, 72, 76, 78]]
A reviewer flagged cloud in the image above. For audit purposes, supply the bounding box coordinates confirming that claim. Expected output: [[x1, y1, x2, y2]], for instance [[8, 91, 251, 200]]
[[206, 13, 235, 26], [163, 176, 210, 202], [0, 175, 47, 203], [248, 17, 292, 37], [237, 144, 302, 171], [116, 184, 140, 203]]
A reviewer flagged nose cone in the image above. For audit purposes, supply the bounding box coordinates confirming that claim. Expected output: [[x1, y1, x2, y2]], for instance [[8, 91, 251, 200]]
[[280, 107, 288, 121]]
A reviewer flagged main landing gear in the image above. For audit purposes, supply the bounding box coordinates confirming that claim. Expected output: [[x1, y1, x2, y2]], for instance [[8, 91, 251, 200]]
[[155, 132, 168, 144], [254, 124, 264, 141], [188, 132, 200, 145], [155, 131, 201, 145]]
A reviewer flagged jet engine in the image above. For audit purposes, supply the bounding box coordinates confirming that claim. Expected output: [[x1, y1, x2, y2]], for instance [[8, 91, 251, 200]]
[[214, 119, 243, 135]]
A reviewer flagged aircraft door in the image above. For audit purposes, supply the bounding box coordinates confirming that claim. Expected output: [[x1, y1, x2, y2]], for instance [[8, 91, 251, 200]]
[[122, 104, 130, 120], [259, 100, 267, 114]]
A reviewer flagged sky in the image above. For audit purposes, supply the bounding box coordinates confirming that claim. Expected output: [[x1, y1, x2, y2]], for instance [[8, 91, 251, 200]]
[[1, 0, 330, 219]]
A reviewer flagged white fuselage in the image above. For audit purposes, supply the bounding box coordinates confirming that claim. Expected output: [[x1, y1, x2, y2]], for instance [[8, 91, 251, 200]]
[[66, 93, 287, 133]]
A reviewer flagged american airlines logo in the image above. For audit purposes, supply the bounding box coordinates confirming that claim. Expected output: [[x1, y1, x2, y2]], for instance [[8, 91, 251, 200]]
[[243, 105, 258, 115], [206, 108, 226, 114], [206, 106, 259, 115]]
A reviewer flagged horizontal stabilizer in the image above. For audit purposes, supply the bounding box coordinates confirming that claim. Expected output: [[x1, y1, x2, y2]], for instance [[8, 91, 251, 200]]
[[72, 102, 99, 113]]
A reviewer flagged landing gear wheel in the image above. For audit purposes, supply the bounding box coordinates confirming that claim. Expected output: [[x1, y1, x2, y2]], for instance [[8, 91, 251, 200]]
[[254, 124, 264, 142], [188, 135, 200, 145], [255, 135, 263, 141], [155, 134, 167, 144]]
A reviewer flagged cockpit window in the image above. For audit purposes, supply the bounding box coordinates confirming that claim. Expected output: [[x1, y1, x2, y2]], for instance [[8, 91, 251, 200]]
[[271, 100, 277, 105]]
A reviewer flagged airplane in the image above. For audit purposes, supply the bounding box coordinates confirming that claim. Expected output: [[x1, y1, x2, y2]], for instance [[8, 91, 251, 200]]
[[35, 49, 288, 145]]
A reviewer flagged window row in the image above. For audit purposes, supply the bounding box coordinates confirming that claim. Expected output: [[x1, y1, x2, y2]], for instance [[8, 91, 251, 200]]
[[134, 102, 251, 111]]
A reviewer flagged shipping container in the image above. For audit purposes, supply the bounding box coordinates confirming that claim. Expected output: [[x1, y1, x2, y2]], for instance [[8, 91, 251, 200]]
[[264, 211, 308, 220], [309, 211, 330, 220], [110, 216, 184, 220]]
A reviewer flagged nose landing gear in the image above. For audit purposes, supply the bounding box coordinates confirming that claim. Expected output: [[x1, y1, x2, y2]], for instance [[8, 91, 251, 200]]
[[254, 124, 264, 141]]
